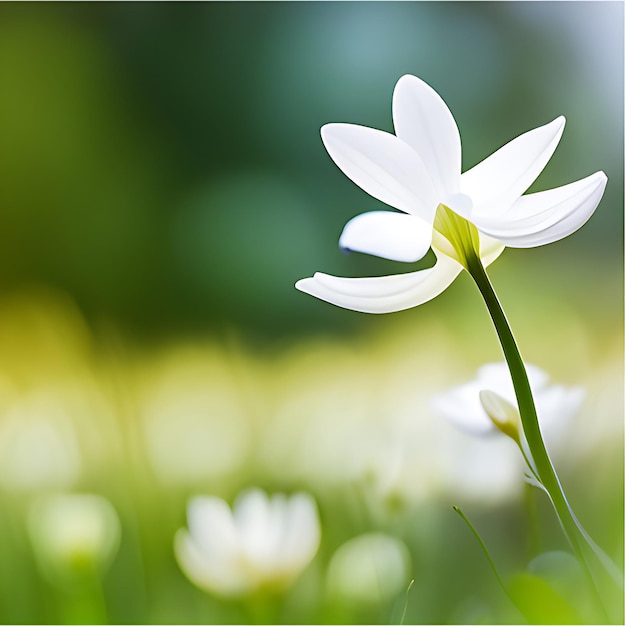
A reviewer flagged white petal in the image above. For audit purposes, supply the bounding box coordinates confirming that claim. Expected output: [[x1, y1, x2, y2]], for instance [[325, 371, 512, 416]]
[[434, 362, 552, 437], [479, 390, 520, 432], [476, 362, 549, 406], [295, 250, 462, 314], [436, 360, 586, 465], [278, 493, 321, 574], [432, 381, 495, 435], [187, 496, 238, 560], [233, 489, 270, 534], [537, 385, 584, 423], [174, 529, 249, 596], [520, 363, 551, 390], [339, 211, 432, 262], [475, 363, 515, 399], [392, 74, 462, 197], [233, 489, 277, 570], [478, 232, 505, 267], [536, 386, 585, 448], [321, 123, 438, 220], [461, 117, 565, 213], [473, 172, 607, 247]]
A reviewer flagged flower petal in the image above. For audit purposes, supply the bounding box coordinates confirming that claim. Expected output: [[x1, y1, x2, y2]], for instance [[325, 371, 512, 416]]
[[473, 172, 607, 247], [479, 389, 521, 438], [321, 123, 437, 220], [339, 211, 432, 262], [536, 385, 585, 426], [174, 528, 250, 596], [461, 117, 565, 213], [176, 496, 252, 596], [478, 232, 505, 267], [476, 362, 549, 400], [279, 493, 321, 574], [233, 489, 278, 570], [187, 496, 238, 559], [392, 74, 462, 197], [432, 381, 495, 435], [433, 362, 553, 436], [295, 250, 462, 314]]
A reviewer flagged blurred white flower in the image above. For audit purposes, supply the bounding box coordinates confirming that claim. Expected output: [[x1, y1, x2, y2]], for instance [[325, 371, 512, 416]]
[[28, 493, 121, 585], [326, 533, 411, 605], [296, 74, 606, 313], [175, 488, 321, 597], [432, 362, 584, 443], [0, 394, 81, 493]]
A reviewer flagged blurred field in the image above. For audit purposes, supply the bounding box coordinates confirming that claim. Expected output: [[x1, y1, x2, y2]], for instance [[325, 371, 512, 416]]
[[0, 279, 621, 624], [0, 2, 621, 624]]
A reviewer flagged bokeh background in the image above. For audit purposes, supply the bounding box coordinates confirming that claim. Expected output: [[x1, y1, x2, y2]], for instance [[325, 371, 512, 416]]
[[0, 1, 622, 624]]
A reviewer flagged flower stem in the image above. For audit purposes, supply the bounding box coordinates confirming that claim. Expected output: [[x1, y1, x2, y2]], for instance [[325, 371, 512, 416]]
[[465, 251, 622, 620], [453, 506, 508, 597], [466, 256, 566, 525]]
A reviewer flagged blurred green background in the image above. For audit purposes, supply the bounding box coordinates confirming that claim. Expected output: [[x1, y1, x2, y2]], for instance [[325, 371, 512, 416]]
[[0, 2, 621, 624]]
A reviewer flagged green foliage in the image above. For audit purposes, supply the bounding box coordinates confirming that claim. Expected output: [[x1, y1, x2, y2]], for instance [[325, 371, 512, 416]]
[[508, 572, 583, 624]]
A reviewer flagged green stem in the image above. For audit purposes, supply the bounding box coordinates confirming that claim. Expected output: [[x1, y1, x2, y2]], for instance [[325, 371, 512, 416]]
[[465, 255, 572, 537], [398, 579, 414, 625], [60, 564, 109, 625], [453, 506, 507, 596], [523, 483, 540, 559], [465, 251, 622, 619]]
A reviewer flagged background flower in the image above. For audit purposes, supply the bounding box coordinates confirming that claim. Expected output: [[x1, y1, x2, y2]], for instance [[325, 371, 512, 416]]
[[432, 362, 584, 441], [27, 493, 121, 586], [175, 489, 321, 597], [326, 533, 412, 607]]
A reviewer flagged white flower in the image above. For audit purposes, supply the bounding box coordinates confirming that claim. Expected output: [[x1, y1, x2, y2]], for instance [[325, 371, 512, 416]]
[[326, 533, 411, 605], [174, 488, 321, 597], [28, 493, 121, 585], [432, 362, 584, 440], [0, 396, 81, 493], [296, 75, 607, 313]]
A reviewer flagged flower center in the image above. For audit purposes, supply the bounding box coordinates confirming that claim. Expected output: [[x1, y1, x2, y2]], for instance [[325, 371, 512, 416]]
[[432, 203, 481, 270]]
